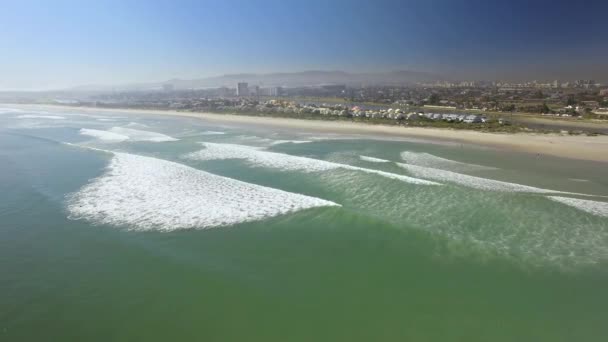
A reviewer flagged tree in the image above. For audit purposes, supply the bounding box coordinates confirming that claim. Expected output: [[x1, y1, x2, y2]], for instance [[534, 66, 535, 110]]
[[429, 93, 440, 105], [541, 102, 551, 114], [501, 104, 516, 112], [567, 97, 577, 106]]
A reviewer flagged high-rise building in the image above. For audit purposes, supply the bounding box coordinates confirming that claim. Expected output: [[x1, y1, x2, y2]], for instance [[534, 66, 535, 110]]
[[258, 87, 281, 96], [236, 82, 249, 96], [270, 86, 282, 96]]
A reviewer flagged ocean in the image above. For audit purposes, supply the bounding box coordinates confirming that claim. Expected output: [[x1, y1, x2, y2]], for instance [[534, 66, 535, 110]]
[[1, 105, 608, 341]]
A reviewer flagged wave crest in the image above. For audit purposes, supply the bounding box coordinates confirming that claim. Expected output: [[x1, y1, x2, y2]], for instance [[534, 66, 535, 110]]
[[185, 143, 439, 185], [67, 152, 339, 231]]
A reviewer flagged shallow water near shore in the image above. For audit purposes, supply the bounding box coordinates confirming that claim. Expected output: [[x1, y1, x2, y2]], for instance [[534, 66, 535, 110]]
[[1, 106, 608, 341]]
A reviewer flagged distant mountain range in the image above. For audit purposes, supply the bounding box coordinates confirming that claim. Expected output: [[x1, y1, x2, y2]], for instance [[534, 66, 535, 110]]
[[68, 70, 446, 92]]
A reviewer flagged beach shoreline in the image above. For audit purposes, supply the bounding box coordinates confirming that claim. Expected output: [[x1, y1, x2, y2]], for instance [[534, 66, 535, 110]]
[[8, 103, 608, 162]]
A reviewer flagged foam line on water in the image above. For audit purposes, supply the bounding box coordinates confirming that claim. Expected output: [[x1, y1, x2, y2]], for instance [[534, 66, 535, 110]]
[[16, 114, 66, 120], [97, 118, 123, 122], [400, 151, 496, 171], [66, 151, 339, 231], [126, 122, 149, 128], [0, 107, 25, 114], [307, 136, 357, 141], [360, 155, 390, 163], [69, 113, 127, 119], [547, 196, 608, 217], [201, 131, 226, 135], [185, 143, 439, 185], [270, 140, 312, 145], [80, 128, 129, 142], [108, 127, 178, 142], [396, 163, 585, 195], [62, 142, 114, 154], [78, 127, 178, 142], [236, 135, 273, 141]]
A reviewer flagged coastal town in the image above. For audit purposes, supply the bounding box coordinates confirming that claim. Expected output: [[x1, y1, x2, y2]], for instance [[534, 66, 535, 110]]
[[62, 79, 606, 118], [2, 73, 607, 135], [21, 78, 602, 135]]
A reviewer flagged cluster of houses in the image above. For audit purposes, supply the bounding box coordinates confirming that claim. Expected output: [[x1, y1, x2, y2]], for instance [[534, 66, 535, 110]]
[[351, 106, 488, 123], [419, 112, 487, 123], [271, 102, 489, 124], [209, 100, 492, 124]]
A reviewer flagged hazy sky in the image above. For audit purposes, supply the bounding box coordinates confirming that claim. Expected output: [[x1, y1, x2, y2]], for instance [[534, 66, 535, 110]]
[[1, 0, 607, 90]]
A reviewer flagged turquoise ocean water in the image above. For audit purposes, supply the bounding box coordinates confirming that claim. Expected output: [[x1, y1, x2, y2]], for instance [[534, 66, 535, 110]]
[[1, 106, 608, 341]]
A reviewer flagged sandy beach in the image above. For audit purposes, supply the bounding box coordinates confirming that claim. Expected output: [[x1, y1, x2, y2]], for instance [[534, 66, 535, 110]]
[[11, 104, 608, 162]]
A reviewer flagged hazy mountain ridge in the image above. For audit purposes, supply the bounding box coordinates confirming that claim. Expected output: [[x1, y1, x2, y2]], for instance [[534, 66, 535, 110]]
[[67, 70, 445, 92]]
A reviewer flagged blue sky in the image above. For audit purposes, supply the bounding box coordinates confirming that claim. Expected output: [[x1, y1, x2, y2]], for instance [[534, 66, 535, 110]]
[[1, 0, 607, 89]]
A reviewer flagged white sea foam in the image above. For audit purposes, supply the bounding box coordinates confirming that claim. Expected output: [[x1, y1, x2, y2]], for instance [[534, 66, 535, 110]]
[[97, 118, 122, 122], [125, 122, 150, 128], [359, 155, 390, 163], [234, 135, 274, 145], [79, 127, 178, 142], [270, 140, 312, 145], [397, 163, 577, 194], [547, 196, 608, 218], [108, 127, 178, 142], [69, 113, 127, 119], [16, 114, 66, 120], [0, 107, 24, 114], [80, 128, 129, 142], [231, 135, 312, 146], [201, 131, 226, 135], [400, 151, 495, 171], [67, 152, 339, 231], [185, 143, 439, 185], [72, 113, 114, 119]]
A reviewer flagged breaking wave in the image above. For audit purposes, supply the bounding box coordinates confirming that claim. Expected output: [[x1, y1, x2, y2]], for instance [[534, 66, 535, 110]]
[[184, 143, 439, 185], [201, 131, 226, 135], [125, 122, 150, 128], [16, 114, 66, 120], [108, 127, 178, 142], [270, 140, 312, 145], [400, 151, 496, 172], [312, 159, 608, 270], [397, 163, 577, 194], [80, 129, 129, 142], [548, 196, 608, 218], [67, 152, 339, 231], [359, 155, 390, 163], [79, 127, 178, 142], [96, 118, 123, 122], [0, 107, 25, 114]]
